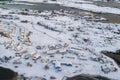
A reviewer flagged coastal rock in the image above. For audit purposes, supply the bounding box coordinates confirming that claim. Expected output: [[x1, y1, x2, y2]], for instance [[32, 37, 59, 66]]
[[0, 66, 17, 80]]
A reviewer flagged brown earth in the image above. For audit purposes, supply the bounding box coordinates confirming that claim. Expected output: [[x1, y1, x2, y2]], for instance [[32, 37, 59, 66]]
[[95, 13, 120, 23]]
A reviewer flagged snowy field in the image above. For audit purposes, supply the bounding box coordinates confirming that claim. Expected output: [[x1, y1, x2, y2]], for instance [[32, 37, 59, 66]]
[[0, 7, 120, 80]]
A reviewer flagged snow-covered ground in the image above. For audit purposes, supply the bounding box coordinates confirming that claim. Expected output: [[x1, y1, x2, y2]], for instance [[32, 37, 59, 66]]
[[0, 7, 120, 80], [14, 0, 120, 14]]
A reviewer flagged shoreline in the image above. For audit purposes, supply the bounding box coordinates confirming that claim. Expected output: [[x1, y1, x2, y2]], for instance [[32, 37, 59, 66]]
[[1, 1, 120, 24]]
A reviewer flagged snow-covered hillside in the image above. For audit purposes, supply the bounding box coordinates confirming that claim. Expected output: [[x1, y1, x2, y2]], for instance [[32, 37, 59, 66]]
[[0, 8, 120, 80]]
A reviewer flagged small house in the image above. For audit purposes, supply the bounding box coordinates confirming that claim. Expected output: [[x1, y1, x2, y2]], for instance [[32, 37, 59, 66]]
[[61, 62, 72, 67], [30, 50, 37, 56], [63, 43, 69, 48], [48, 44, 56, 50], [55, 44, 63, 49], [68, 27, 74, 31], [19, 49, 27, 54], [33, 54, 41, 60], [52, 60, 62, 71], [46, 50, 57, 55], [16, 45, 23, 51], [41, 58, 49, 63], [58, 48, 67, 54]]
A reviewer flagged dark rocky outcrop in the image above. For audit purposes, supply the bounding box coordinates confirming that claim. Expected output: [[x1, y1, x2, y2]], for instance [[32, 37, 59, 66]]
[[101, 50, 120, 66], [66, 74, 111, 80], [0, 66, 17, 80]]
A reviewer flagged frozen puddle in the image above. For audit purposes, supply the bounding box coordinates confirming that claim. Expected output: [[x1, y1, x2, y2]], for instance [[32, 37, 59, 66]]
[[0, 7, 120, 80]]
